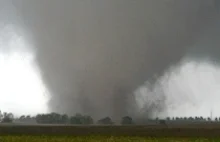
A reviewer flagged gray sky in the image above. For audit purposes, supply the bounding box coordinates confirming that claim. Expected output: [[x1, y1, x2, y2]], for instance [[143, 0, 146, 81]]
[[0, 0, 219, 120]]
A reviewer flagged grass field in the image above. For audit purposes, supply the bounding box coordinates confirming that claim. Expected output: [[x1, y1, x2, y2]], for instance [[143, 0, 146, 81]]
[[1, 124, 220, 137], [0, 124, 220, 141], [0, 136, 219, 142]]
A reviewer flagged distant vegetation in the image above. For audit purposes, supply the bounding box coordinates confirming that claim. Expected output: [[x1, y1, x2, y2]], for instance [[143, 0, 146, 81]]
[[0, 110, 219, 125], [1, 111, 220, 138], [0, 136, 219, 142], [97, 117, 114, 125]]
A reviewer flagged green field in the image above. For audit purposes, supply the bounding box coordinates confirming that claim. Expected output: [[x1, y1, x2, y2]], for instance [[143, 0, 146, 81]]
[[1, 124, 220, 137], [0, 136, 219, 142], [0, 124, 220, 141]]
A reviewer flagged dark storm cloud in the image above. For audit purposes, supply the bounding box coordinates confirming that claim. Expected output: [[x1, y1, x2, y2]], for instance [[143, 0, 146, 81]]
[[3, 0, 219, 120]]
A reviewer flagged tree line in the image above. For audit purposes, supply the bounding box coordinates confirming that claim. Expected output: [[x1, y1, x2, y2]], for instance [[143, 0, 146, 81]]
[[35, 113, 134, 125], [0, 111, 134, 125], [0, 110, 219, 125]]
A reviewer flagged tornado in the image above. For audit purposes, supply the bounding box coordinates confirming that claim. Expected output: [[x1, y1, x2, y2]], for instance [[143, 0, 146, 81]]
[[6, 0, 219, 120]]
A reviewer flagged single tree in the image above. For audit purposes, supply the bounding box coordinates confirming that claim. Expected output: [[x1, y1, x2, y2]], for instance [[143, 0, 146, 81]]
[[97, 117, 113, 125], [121, 116, 134, 125], [61, 114, 69, 124], [166, 117, 170, 121], [188, 117, 194, 121], [19, 115, 25, 121], [83, 115, 93, 124], [2, 112, 13, 123]]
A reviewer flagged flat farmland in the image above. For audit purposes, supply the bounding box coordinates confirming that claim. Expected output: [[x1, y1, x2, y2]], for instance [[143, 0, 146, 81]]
[[0, 123, 220, 137], [0, 136, 219, 142]]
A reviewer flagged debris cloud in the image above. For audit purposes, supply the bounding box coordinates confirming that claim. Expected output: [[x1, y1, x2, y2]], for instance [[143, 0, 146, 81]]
[[2, 0, 219, 120]]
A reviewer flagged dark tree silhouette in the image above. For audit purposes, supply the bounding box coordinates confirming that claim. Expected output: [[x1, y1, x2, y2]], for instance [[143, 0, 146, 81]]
[[189, 117, 194, 121], [70, 113, 83, 124], [97, 117, 113, 125], [83, 115, 93, 124], [19, 115, 25, 120], [36, 113, 62, 124], [199, 116, 204, 121], [159, 119, 166, 125], [121, 116, 134, 125], [61, 114, 69, 124], [1, 112, 13, 123]]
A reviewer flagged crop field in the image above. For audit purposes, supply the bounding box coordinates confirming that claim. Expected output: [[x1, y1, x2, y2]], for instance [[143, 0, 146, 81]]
[[0, 124, 220, 141], [0, 136, 219, 142]]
